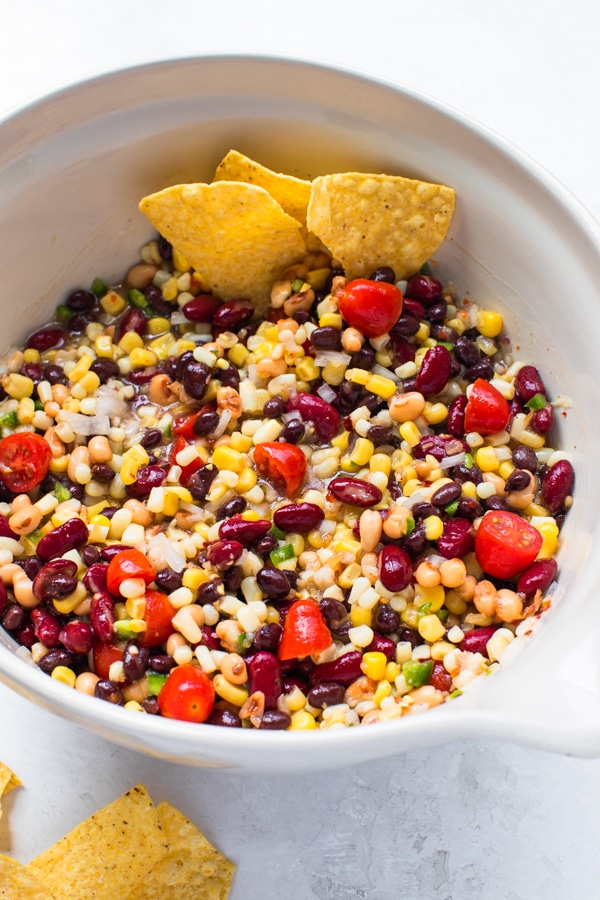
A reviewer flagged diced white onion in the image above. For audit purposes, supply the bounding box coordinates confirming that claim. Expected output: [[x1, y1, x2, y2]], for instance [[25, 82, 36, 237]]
[[314, 351, 351, 368], [439, 451, 466, 469], [57, 410, 111, 436], [147, 532, 186, 572], [209, 409, 231, 439], [316, 383, 337, 404], [372, 363, 400, 383]]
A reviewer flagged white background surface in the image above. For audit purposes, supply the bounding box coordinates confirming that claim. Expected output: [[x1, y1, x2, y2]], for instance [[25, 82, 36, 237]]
[[1, 2, 599, 898]]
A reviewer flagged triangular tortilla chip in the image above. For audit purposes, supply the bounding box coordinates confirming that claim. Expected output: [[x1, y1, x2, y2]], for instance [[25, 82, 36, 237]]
[[0, 855, 55, 900], [307, 171, 455, 280], [139, 181, 306, 317], [0, 762, 20, 820]]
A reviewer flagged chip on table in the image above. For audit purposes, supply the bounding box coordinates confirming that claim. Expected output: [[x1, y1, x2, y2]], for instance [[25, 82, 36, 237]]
[[139, 181, 306, 317], [0, 854, 55, 900], [307, 171, 456, 280], [0, 761, 20, 820]]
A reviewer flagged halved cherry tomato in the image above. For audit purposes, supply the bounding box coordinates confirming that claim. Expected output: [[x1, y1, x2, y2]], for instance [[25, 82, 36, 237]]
[[475, 510, 543, 580], [277, 599, 332, 660], [92, 640, 125, 680], [140, 589, 177, 647], [106, 548, 156, 596], [254, 442, 307, 498], [464, 378, 510, 435], [338, 278, 403, 338], [0, 432, 52, 493], [169, 434, 204, 487], [157, 663, 215, 722]]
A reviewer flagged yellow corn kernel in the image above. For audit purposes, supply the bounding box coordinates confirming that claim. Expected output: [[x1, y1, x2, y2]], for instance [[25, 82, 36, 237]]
[[322, 363, 346, 385], [161, 277, 178, 301], [129, 347, 158, 369], [350, 438, 375, 467], [3, 373, 34, 400], [147, 317, 170, 335], [477, 309, 503, 338], [23, 348, 41, 365], [475, 447, 499, 472], [94, 335, 114, 358], [423, 515, 444, 541], [159, 490, 178, 516], [461, 481, 478, 500], [531, 516, 559, 559], [524, 501, 548, 518], [350, 606, 373, 628], [87, 523, 109, 543], [518, 430, 546, 449], [100, 290, 127, 316], [119, 444, 150, 485], [331, 431, 349, 451], [498, 460, 515, 480], [446, 316, 466, 336], [78, 371, 101, 395], [385, 661, 401, 682], [53, 582, 87, 615], [118, 334, 144, 356], [236, 468, 257, 493], [373, 680, 392, 706], [418, 614, 447, 643], [67, 354, 93, 382], [361, 651, 388, 681], [401, 607, 420, 629], [85, 500, 113, 519], [212, 446, 246, 473], [49, 456, 69, 474], [422, 402, 448, 426], [399, 421, 421, 448], [90, 514, 112, 529], [338, 562, 362, 589], [172, 248, 190, 272], [295, 357, 319, 381], [415, 322, 430, 342], [17, 397, 36, 425], [147, 333, 176, 359], [431, 640, 455, 661], [365, 374, 397, 400], [260, 324, 278, 343], [307, 529, 324, 550], [344, 368, 371, 386], [444, 591, 468, 616], [51, 666, 76, 688], [228, 344, 249, 367], [335, 538, 362, 558], [369, 453, 392, 477], [212, 674, 248, 707], [288, 709, 317, 731], [319, 313, 343, 329], [126, 597, 146, 619], [285, 686, 308, 712], [240, 509, 261, 522], [182, 567, 209, 590], [229, 432, 252, 453], [414, 583, 446, 612], [402, 478, 423, 498], [252, 341, 276, 363], [306, 268, 331, 291]]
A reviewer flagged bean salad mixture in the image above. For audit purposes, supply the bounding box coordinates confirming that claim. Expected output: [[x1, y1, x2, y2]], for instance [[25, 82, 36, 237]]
[[0, 235, 575, 730]]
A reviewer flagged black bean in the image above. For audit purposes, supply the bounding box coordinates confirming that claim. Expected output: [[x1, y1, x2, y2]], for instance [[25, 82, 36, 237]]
[[504, 469, 532, 492], [350, 346, 376, 370], [485, 495, 509, 511], [307, 683, 345, 709], [374, 603, 400, 635], [196, 579, 224, 604], [208, 707, 242, 727], [252, 623, 283, 652], [454, 335, 480, 367], [187, 466, 217, 501], [2, 605, 25, 631], [310, 326, 342, 351], [140, 428, 163, 449], [90, 358, 119, 384], [259, 710, 292, 730], [263, 397, 285, 418], [148, 655, 176, 674], [91, 463, 114, 484], [256, 567, 291, 600], [66, 289, 95, 312], [182, 361, 211, 401], [220, 364, 240, 390], [192, 411, 220, 437], [216, 496, 247, 521], [94, 679, 124, 704], [464, 359, 494, 382], [155, 567, 183, 593], [430, 481, 462, 507], [43, 363, 68, 385], [281, 420, 305, 444], [255, 534, 278, 556], [223, 566, 243, 593], [512, 445, 538, 473], [122, 643, 149, 682], [38, 648, 75, 674], [141, 697, 160, 715], [369, 266, 396, 284]]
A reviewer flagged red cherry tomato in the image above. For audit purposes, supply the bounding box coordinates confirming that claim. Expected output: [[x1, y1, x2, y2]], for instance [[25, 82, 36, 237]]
[[254, 442, 307, 498], [0, 432, 52, 492], [140, 589, 177, 647], [106, 548, 156, 595], [92, 641, 125, 680], [157, 663, 215, 723], [464, 378, 510, 435], [277, 599, 332, 660], [338, 278, 403, 338], [475, 510, 543, 580], [169, 434, 204, 486]]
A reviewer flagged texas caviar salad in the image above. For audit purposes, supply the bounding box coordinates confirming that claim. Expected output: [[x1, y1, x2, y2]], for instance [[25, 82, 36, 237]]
[[0, 152, 574, 730]]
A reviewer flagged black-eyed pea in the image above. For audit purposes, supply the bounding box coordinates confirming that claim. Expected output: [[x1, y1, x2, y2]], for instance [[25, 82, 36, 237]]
[[123, 498, 154, 527], [0, 563, 21, 585], [220, 652, 248, 685], [506, 473, 539, 511], [439, 558, 467, 589], [389, 391, 426, 423], [360, 552, 379, 584], [166, 632, 188, 657], [8, 504, 42, 536], [67, 445, 91, 483], [454, 573, 477, 601], [341, 327, 364, 354], [359, 509, 383, 553], [215, 618, 244, 653], [12, 570, 39, 609], [270, 279, 293, 308], [382, 505, 411, 540], [75, 672, 100, 695], [472, 579, 497, 617], [44, 425, 66, 459], [216, 386, 242, 418], [10, 494, 32, 514], [482, 472, 506, 497], [256, 358, 287, 378], [149, 373, 175, 406], [88, 435, 113, 464], [495, 589, 523, 623]]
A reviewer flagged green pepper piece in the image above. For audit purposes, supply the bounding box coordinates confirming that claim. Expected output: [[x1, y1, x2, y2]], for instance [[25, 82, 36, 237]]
[[463, 452, 474, 468], [417, 602, 432, 618], [405, 517, 415, 535], [402, 659, 434, 688], [26, 528, 44, 548], [270, 544, 295, 566], [525, 392, 547, 410], [128, 288, 148, 308], [91, 277, 108, 298], [113, 620, 140, 640], [270, 524, 286, 542], [147, 672, 168, 696], [53, 482, 72, 503], [291, 278, 304, 292], [444, 500, 459, 517], [0, 410, 18, 429]]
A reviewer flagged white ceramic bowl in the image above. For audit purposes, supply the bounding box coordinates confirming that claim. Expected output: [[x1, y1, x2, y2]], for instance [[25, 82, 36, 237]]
[[0, 56, 599, 772]]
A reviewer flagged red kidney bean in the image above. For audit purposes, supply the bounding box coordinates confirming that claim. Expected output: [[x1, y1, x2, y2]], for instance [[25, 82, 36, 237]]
[[515, 364, 546, 402], [16, 621, 36, 649], [59, 620, 93, 655], [90, 592, 116, 643], [32, 559, 79, 603], [94, 679, 124, 704], [207, 540, 244, 571], [208, 707, 242, 727], [281, 673, 309, 694], [122, 643, 150, 682], [378, 545, 412, 593], [218, 516, 271, 547], [388, 332, 416, 368], [287, 393, 340, 443], [415, 344, 452, 397], [118, 307, 147, 340], [2, 605, 25, 631], [38, 648, 75, 674], [30, 608, 61, 648], [125, 464, 167, 498], [26, 326, 65, 352], [402, 297, 426, 320], [404, 274, 442, 301], [307, 682, 346, 709], [365, 633, 396, 660], [430, 661, 453, 692], [247, 651, 282, 709], [82, 564, 108, 597], [309, 650, 363, 687], [460, 626, 498, 656], [531, 405, 554, 436], [100, 545, 134, 562], [212, 298, 254, 331], [0, 515, 18, 540], [437, 518, 474, 558], [182, 294, 221, 322], [517, 558, 558, 597], [273, 502, 324, 534], [256, 567, 290, 601], [447, 395, 467, 437], [37, 517, 89, 562], [328, 476, 382, 508], [259, 709, 292, 730], [542, 459, 574, 513]]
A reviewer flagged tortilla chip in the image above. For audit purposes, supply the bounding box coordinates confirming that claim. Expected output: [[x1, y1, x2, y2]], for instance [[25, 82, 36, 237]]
[[126, 801, 235, 900], [139, 181, 306, 317], [25, 785, 168, 900], [0, 855, 55, 899], [306, 172, 455, 280], [0, 762, 20, 820]]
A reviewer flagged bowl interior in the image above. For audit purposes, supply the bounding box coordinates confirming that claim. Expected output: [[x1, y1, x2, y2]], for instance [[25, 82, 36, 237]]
[[0, 56, 598, 768]]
